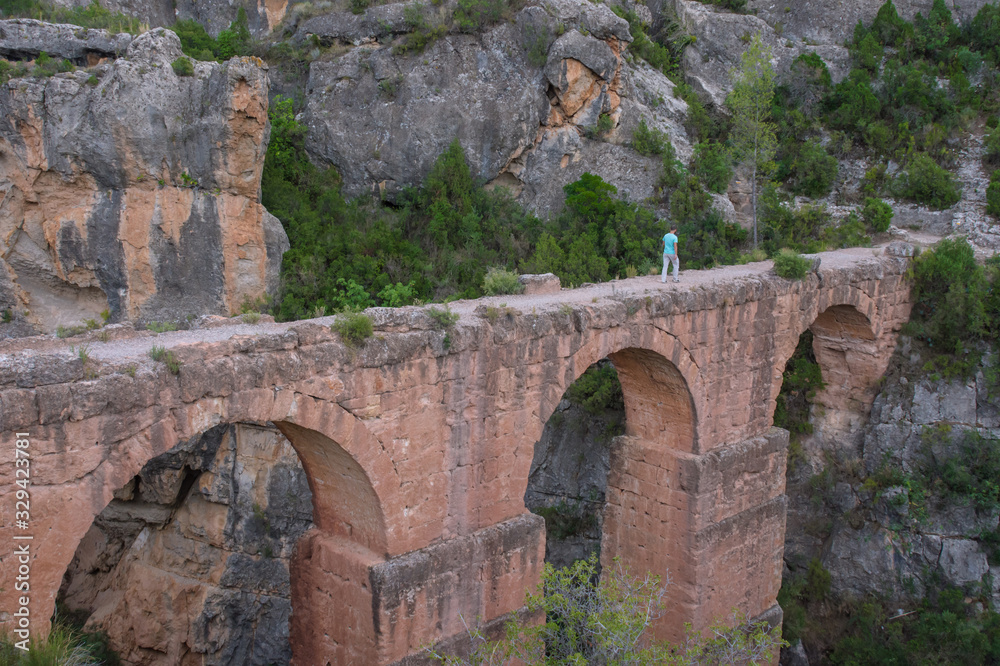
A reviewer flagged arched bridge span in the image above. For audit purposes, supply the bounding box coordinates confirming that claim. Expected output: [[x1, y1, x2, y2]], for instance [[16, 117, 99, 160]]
[[0, 248, 912, 663]]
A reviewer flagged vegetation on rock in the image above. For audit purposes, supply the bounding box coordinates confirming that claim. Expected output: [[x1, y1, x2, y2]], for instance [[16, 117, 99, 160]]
[[0, 0, 145, 32]]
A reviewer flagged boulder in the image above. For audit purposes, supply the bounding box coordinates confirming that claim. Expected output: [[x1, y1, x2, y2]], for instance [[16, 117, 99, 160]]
[[0, 28, 287, 332]]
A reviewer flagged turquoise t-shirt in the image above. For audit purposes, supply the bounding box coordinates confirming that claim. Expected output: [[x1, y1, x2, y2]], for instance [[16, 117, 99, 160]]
[[663, 232, 678, 255]]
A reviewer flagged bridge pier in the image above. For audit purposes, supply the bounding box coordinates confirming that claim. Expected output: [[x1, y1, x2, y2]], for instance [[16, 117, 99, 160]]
[[603, 429, 788, 641], [290, 515, 545, 665]]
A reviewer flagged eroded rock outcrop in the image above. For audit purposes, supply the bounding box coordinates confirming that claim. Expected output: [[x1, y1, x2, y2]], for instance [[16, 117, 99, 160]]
[[784, 337, 1000, 608], [669, 0, 851, 108], [48, 0, 294, 37], [0, 28, 288, 332], [0, 18, 133, 64], [60, 423, 313, 666], [300, 0, 690, 215]]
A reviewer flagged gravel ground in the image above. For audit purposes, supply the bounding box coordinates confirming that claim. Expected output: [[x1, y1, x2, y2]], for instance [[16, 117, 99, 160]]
[[0, 243, 927, 366]]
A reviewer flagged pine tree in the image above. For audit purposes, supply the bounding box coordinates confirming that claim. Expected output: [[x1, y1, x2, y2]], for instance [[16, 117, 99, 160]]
[[727, 32, 777, 248]]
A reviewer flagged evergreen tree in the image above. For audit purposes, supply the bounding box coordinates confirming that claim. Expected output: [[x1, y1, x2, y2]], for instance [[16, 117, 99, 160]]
[[727, 32, 777, 247]]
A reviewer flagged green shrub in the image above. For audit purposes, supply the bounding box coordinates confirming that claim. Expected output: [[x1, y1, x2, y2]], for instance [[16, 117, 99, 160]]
[[862, 197, 894, 232], [612, 6, 690, 78], [453, 0, 514, 32], [988, 170, 1000, 217], [331, 311, 374, 346], [773, 330, 824, 440], [566, 363, 624, 414], [146, 321, 177, 333], [659, 140, 684, 190], [426, 306, 460, 328], [534, 500, 597, 540], [171, 56, 194, 77], [823, 211, 871, 248], [216, 7, 251, 58], [679, 209, 747, 269], [854, 31, 884, 73], [986, 125, 1000, 166], [759, 185, 829, 254], [785, 140, 839, 197], [908, 237, 996, 362], [173, 19, 217, 60], [893, 153, 962, 209], [482, 266, 523, 296], [522, 23, 551, 68], [773, 248, 811, 280], [630, 118, 669, 156], [690, 141, 733, 194]]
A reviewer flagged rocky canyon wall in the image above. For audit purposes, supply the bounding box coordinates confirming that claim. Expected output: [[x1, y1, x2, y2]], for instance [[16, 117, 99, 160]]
[[60, 422, 313, 665], [0, 27, 288, 333], [297, 0, 691, 215]]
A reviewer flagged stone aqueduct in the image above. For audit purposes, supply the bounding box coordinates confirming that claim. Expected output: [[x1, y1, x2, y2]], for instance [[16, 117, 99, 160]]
[[0, 251, 912, 664]]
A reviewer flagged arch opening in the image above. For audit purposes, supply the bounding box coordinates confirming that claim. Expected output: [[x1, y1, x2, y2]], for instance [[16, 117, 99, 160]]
[[56, 418, 387, 666], [524, 345, 699, 644]]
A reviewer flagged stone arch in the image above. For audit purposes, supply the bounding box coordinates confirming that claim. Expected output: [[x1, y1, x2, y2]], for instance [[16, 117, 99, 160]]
[[538, 325, 701, 452], [525, 325, 701, 643], [770, 296, 886, 448], [41, 388, 398, 665]]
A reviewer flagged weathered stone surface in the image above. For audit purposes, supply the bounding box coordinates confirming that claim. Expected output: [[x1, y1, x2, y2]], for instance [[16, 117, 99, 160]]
[[294, 1, 417, 45], [49, 0, 294, 37], [299, 0, 684, 215], [745, 0, 992, 48], [0, 18, 133, 63], [518, 272, 561, 295], [669, 0, 850, 107], [0, 28, 287, 332], [303, 24, 549, 200], [60, 423, 313, 666]]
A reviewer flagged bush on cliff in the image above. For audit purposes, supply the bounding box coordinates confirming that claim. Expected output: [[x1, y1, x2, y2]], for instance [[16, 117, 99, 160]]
[[263, 98, 543, 320], [172, 9, 252, 62], [988, 170, 1000, 217], [522, 173, 662, 285], [892, 153, 962, 209], [906, 237, 1000, 376]]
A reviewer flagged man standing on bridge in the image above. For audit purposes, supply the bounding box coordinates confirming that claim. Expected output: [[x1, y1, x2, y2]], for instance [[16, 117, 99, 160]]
[[661, 224, 680, 283]]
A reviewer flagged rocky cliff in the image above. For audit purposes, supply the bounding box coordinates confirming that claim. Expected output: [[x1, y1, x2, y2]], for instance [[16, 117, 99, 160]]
[[60, 422, 313, 666], [297, 0, 690, 215], [0, 27, 287, 333]]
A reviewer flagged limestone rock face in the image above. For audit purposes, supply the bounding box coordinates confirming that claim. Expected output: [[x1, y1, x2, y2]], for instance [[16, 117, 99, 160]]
[[0, 18, 133, 64], [745, 0, 992, 48], [788, 336, 1000, 607], [47, 0, 295, 37], [301, 0, 689, 215], [302, 23, 551, 201], [0, 28, 288, 332], [60, 423, 314, 666], [669, 0, 850, 108]]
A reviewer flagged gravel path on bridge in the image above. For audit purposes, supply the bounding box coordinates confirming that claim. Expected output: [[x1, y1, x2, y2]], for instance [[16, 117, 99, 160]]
[[0, 244, 915, 366]]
